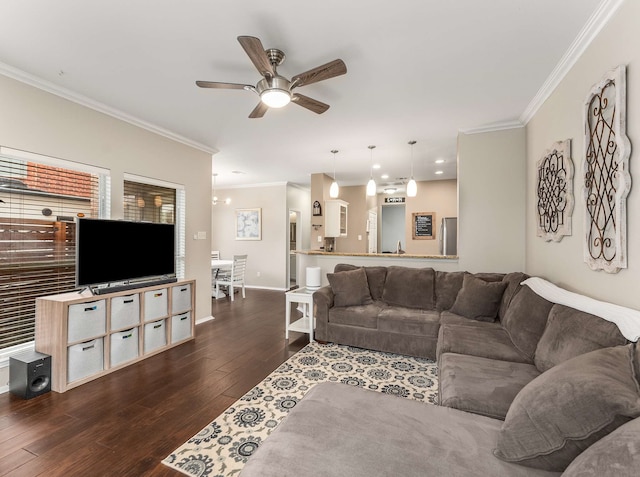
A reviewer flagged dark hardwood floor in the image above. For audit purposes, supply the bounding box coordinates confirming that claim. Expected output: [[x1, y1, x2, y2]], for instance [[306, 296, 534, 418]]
[[0, 289, 309, 477]]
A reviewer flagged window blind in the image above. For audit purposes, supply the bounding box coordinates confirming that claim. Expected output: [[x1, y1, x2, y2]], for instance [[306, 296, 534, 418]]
[[0, 154, 107, 351], [123, 178, 185, 278]]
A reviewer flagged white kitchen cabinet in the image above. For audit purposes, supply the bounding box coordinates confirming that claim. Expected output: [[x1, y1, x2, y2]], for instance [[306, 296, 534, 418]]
[[325, 200, 348, 237]]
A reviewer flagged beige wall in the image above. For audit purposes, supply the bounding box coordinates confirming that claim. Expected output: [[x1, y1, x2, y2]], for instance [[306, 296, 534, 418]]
[[0, 74, 213, 388], [457, 127, 527, 273], [211, 183, 289, 289], [310, 173, 332, 249], [403, 179, 457, 255], [525, 0, 640, 309]]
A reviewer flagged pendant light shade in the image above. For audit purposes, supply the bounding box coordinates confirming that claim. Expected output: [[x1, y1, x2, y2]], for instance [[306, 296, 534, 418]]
[[366, 145, 377, 196], [329, 181, 339, 198], [406, 178, 417, 197], [407, 140, 417, 198], [329, 149, 339, 198]]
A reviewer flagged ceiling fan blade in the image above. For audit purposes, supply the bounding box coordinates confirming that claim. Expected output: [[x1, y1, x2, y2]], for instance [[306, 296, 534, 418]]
[[249, 101, 269, 119], [237, 36, 274, 78], [291, 59, 347, 88], [196, 80, 251, 90], [291, 94, 330, 114]]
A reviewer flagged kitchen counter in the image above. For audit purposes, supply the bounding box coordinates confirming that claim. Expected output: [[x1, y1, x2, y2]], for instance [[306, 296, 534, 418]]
[[295, 250, 460, 288]]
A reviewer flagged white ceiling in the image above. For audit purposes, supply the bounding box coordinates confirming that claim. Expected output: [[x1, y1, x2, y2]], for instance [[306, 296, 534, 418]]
[[0, 0, 606, 192]]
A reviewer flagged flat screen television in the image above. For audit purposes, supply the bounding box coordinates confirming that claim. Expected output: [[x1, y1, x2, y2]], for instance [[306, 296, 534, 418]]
[[76, 218, 176, 293]]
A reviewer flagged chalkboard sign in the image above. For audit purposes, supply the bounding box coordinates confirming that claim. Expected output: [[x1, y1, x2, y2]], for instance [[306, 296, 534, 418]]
[[413, 212, 435, 240]]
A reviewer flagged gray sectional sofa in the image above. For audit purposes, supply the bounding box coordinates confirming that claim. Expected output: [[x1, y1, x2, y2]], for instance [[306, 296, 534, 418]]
[[240, 265, 640, 476]]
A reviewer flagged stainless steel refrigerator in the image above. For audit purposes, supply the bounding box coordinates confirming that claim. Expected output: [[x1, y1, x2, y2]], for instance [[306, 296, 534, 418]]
[[439, 217, 457, 255]]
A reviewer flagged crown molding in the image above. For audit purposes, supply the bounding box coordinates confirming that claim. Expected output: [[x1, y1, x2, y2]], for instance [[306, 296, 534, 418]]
[[520, 0, 625, 124], [459, 120, 524, 135], [0, 62, 217, 155], [217, 181, 289, 190]]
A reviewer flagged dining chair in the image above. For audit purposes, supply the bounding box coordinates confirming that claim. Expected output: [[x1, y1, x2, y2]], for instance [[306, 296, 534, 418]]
[[214, 254, 248, 301]]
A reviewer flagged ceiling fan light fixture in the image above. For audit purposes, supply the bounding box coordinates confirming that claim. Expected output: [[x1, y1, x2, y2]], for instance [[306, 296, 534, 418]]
[[261, 89, 291, 108]]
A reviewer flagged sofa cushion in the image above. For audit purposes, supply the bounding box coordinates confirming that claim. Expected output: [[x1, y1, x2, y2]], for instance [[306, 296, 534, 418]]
[[327, 267, 373, 307], [382, 266, 435, 310], [377, 307, 439, 336], [439, 353, 540, 420], [449, 274, 508, 322], [334, 264, 387, 301], [436, 323, 531, 364], [435, 270, 465, 311], [534, 304, 627, 372], [498, 272, 529, 320], [561, 415, 640, 476], [494, 344, 640, 472], [501, 286, 554, 360], [240, 382, 562, 477], [328, 304, 381, 329], [439, 311, 503, 329]]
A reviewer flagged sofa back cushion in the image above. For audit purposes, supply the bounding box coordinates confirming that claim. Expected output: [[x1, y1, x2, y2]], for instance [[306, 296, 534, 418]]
[[435, 271, 465, 311], [494, 344, 640, 472], [449, 274, 508, 322], [327, 267, 373, 307], [334, 264, 387, 301], [382, 266, 435, 310], [498, 272, 529, 320], [501, 285, 554, 360], [534, 304, 627, 372]]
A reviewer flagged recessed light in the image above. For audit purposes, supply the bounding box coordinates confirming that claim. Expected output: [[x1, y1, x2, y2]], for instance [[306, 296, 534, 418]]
[[231, 170, 245, 174], [381, 174, 389, 179], [435, 159, 445, 164], [435, 170, 444, 175], [373, 164, 381, 169], [384, 187, 397, 194]]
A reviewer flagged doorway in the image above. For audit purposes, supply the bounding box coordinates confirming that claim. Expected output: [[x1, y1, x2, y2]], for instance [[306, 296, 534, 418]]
[[288, 210, 301, 287], [381, 204, 406, 253]]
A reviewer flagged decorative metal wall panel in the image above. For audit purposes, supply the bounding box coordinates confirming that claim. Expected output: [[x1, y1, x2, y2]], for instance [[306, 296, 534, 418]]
[[536, 139, 574, 242], [583, 65, 631, 273]]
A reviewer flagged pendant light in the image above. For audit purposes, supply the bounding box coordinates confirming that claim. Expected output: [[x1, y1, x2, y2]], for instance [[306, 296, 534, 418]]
[[329, 149, 340, 198], [366, 145, 377, 196], [407, 140, 417, 198]]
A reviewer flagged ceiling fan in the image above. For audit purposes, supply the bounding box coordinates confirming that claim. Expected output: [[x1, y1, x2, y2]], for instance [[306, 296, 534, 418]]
[[196, 36, 347, 118]]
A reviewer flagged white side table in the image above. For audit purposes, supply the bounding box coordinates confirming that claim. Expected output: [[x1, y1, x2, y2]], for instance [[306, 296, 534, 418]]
[[285, 287, 316, 342]]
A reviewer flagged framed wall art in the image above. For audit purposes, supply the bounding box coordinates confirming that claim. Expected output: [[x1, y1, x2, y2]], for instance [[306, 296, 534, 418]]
[[412, 212, 435, 240], [583, 65, 631, 273], [536, 139, 574, 242], [235, 208, 262, 240]]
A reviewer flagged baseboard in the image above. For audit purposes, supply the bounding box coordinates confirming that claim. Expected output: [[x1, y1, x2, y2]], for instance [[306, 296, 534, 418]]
[[196, 315, 215, 325], [244, 285, 288, 292], [0, 384, 8, 395]]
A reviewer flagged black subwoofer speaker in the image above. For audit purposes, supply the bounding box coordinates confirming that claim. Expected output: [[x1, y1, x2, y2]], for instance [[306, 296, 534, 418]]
[[9, 351, 52, 399]]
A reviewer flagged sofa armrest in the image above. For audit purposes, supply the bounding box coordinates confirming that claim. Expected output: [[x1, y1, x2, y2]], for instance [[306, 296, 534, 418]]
[[313, 286, 334, 341]]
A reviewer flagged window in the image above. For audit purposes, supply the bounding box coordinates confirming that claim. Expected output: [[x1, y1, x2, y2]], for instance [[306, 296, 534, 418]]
[[0, 147, 109, 352], [123, 174, 185, 278]]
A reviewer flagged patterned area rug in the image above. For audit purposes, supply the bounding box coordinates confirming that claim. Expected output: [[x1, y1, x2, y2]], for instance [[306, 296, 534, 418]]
[[162, 341, 438, 477]]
